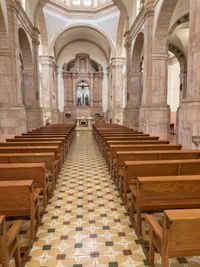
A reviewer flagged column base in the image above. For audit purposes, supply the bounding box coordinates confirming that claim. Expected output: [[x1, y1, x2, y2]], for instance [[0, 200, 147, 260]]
[[179, 101, 200, 149], [0, 105, 27, 141], [124, 107, 140, 129], [139, 104, 170, 139], [112, 109, 124, 125], [26, 107, 42, 130]]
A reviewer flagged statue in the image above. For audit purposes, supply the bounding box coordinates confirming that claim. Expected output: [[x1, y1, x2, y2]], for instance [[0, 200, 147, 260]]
[[77, 96, 81, 106], [85, 94, 89, 106]]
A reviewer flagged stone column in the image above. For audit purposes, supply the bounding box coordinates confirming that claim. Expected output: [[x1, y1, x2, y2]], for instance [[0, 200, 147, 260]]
[[72, 73, 76, 107], [98, 71, 103, 108], [24, 28, 41, 130], [139, 7, 170, 139], [109, 57, 125, 124], [0, 0, 26, 140], [90, 73, 94, 107], [125, 72, 142, 129], [63, 72, 73, 107], [93, 73, 99, 107], [39, 55, 57, 124], [179, 0, 200, 148]]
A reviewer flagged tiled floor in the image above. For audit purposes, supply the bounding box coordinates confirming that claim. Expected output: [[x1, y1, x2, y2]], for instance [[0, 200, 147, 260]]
[[25, 131, 200, 267], [25, 131, 146, 267]]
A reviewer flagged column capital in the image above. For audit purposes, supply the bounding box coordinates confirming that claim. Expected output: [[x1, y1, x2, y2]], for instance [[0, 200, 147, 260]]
[[39, 56, 55, 67], [32, 28, 40, 46], [152, 53, 168, 61]]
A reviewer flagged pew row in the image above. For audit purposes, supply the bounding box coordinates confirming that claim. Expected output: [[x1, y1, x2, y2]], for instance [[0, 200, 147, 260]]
[[130, 175, 200, 237]]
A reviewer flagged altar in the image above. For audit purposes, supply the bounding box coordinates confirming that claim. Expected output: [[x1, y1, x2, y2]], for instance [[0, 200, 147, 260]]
[[76, 117, 94, 128]]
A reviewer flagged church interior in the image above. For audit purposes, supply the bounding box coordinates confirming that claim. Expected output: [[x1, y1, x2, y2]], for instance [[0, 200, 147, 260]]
[[1, 0, 200, 266]]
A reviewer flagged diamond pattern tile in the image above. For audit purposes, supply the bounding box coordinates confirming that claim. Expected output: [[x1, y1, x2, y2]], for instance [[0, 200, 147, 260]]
[[24, 131, 200, 267]]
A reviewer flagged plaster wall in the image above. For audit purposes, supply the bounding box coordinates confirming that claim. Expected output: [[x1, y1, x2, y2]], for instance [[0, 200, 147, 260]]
[[167, 60, 180, 112], [43, 7, 119, 46]]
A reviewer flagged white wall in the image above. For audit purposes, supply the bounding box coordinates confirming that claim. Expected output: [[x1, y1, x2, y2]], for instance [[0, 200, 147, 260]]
[[44, 7, 119, 46], [167, 60, 180, 112], [57, 41, 109, 112]]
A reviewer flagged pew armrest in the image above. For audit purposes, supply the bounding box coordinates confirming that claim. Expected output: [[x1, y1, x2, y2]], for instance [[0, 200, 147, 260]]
[[6, 220, 22, 247], [145, 215, 163, 240]]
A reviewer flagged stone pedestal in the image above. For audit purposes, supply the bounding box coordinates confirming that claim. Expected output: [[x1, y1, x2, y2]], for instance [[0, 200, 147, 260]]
[[0, 106, 27, 141], [124, 108, 140, 129], [179, 100, 200, 149], [139, 104, 170, 139], [178, 0, 200, 148]]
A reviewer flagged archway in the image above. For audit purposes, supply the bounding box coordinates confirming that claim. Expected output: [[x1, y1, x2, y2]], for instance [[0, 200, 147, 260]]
[[125, 32, 144, 129], [18, 28, 40, 130], [140, 0, 179, 139]]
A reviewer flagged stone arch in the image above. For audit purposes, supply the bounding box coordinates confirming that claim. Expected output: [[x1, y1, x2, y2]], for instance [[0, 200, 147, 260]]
[[38, 11, 49, 55], [18, 27, 38, 130], [168, 44, 187, 136], [34, 0, 129, 27], [125, 32, 144, 129], [169, 12, 189, 35], [131, 32, 144, 72], [50, 24, 116, 59], [116, 14, 126, 57], [18, 28, 33, 66], [153, 0, 179, 53]]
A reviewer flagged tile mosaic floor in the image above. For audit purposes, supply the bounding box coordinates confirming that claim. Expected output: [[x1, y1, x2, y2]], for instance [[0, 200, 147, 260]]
[[24, 131, 200, 267]]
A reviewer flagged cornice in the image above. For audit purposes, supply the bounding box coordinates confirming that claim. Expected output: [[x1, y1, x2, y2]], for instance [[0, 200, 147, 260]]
[[11, 0, 34, 37]]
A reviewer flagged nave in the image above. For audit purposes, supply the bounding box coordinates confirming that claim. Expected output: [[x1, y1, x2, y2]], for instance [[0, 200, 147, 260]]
[[24, 131, 200, 267], [26, 131, 146, 267]]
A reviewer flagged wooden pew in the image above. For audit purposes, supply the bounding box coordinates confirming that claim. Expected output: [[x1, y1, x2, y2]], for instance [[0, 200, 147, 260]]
[[0, 141, 64, 160], [0, 163, 49, 207], [145, 209, 200, 267], [119, 159, 200, 206], [109, 144, 182, 173], [6, 137, 67, 156], [0, 215, 22, 267], [102, 135, 159, 146], [0, 150, 57, 183], [113, 150, 200, 184], [131, 175, 200, 236], [97, 133, 150, 149], [104, 140, 170, 161], [0, 180, 40, 244]]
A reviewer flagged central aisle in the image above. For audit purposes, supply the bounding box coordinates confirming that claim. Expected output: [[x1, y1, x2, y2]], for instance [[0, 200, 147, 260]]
[[26, 131, 146, 267]]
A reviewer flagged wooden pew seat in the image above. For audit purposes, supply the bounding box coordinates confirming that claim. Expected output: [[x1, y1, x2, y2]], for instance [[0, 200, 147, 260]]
[[0, 180, 40, 244], [0, 163, 49, 207], [130, 175, 200, 236], [0, 215, 22, 267], [145, 209, 200, 267]]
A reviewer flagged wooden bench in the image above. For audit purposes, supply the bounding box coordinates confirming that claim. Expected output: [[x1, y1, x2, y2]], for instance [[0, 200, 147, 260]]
[[97, 134, 150, 149], [6, 137, 67, 156], [145, 209, 200, 267], [113, 150, 200, 184], [0, 141, 64, 161], [0, 151, 57, 186], [96, 133, 148, 147], [0, 215, 22, 267], [0, 163, 49, 207], [104, 140, 170, 161], [120, 159, 200, 206], [108, 144, 182, 173], [131, 175, 200, 236], [0, 180, 40, 244]]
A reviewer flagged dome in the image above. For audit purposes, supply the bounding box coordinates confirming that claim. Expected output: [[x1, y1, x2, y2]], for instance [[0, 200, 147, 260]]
[[52, 0, 113, 10]]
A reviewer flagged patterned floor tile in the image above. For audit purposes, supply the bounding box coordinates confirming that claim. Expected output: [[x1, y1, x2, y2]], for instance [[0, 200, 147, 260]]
[[24, 131, 200, 267]]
